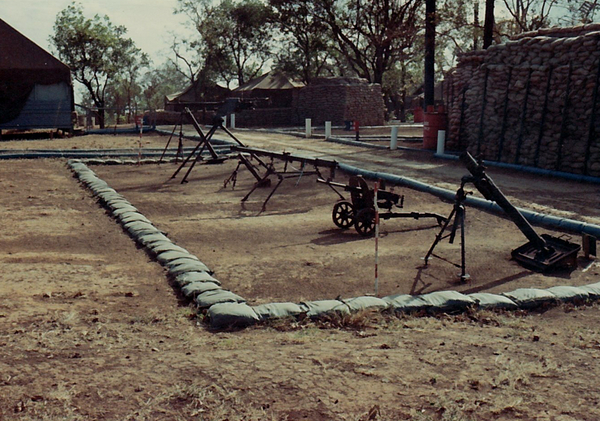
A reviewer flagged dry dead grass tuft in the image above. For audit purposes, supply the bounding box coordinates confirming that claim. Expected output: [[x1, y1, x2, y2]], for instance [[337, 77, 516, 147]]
[[123, 382, 277, 421]]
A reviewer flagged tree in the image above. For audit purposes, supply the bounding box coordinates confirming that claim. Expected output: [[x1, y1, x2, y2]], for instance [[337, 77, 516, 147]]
[[107, 46, 150, 124], [51, 2, 146, 128], [176, 0, 275, 86], [269, 0, 333, 83], [501, 0, 557, 32], [141, 63, 189, 110], [311, 0, 424, 85]]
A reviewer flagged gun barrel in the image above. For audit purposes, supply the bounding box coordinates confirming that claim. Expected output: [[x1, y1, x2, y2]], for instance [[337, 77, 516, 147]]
[[460, 152, 547, 250]]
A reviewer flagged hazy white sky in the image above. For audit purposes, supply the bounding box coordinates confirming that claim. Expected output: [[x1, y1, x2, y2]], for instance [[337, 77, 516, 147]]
[[0, 0, 196, 66]]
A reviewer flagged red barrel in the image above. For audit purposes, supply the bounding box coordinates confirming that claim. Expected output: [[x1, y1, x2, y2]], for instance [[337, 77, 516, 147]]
[[423, 105, 447, 149], [413, 107, 424, 123]]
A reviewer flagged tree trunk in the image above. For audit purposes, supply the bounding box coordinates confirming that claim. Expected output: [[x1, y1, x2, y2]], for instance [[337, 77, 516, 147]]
[[483, 0, 494, 49], [97, 107, 106, 129], [424, 0, 436, 108], [473, 1, 479, 50]]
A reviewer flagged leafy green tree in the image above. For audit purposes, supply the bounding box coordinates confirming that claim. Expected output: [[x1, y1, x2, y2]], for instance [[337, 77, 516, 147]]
[[51, 2, 146, 128], [176, 0, 275, 86], [141, 63, 189, 110], [107, 48, 150, 124], [495, 0, 595, 37], [269, 0, 333, 83], [311, 0, 424, 85]]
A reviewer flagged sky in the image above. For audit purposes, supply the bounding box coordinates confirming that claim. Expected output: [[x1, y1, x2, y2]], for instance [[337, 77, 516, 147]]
[[0, 0, 197, 67]]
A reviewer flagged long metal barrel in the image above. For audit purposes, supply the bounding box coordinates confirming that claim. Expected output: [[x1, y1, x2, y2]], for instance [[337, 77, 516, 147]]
[[460, 152, 548, 250]]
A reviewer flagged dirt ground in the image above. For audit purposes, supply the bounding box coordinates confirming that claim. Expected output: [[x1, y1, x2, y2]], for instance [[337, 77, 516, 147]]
[[1, 131, 600, 420]]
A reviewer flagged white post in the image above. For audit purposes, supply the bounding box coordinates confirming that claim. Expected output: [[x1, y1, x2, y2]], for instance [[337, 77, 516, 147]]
[[437, 130, 446, 155], [325, 121, 332, 139], [222, 114, 227, 128], [230, 113, 236, 129], [305, 118, 312, 138], [390, 126, 398, 150]]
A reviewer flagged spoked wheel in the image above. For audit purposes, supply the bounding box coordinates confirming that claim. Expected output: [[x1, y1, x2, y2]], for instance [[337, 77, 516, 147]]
[[332, 201, 355, 229], [355, 208, 376, 237]]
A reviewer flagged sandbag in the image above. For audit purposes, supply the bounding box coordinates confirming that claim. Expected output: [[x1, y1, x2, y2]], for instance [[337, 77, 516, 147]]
[[545, 286, 590, 302], [92, 187, 117, 197], [174, 271, 220, 286], [468, 292, 519, 310], [167, 260, 211, 276], [117, 212, 152, 224], [419, 291, 476, 312], [209, 303, 260, 329], [112, 205, 139, 215], [195, 290, 245, 308], [164, 257, 203, 269], [97, 191, 124, 203], [82, 158, 106, 165], [580, 282, 600, 298], [125, 221, 158, 235], [342, 296, 389, 312], [502, 288, 557, 309], [181, 281, 221, 298], [301, 300, 350, 317], [252, 302, 308, 320], [156, 250, 198, 264], [383, 294, 431, 312], [87, 180, 109, 190], [150, 243, 191, 255], [105, 198, 130, 208], [137, 234, 171, 248], [102, 159, 123, 165]]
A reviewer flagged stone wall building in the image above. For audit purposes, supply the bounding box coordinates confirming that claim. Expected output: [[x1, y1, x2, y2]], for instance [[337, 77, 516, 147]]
[[444, 25, 600, 177]]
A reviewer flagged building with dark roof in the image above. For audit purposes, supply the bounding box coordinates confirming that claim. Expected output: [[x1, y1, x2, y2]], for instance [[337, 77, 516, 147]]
[[0, 18, 73, 132]]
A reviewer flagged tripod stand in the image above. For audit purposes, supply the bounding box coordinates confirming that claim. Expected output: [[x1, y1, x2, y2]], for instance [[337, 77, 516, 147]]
[[170, 108, 245, 184], [159, 112, 185, 163], [423, 180, 472, 282]]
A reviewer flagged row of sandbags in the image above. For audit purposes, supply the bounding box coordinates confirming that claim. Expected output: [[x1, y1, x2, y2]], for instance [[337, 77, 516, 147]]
[[68, 160, 600, 330], [208, 285, 600, 329], [67, 159, 246, 314]]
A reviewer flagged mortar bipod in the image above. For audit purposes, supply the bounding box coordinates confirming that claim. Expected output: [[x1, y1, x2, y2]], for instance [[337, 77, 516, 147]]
[[423, 181, 471, 282], [460, 151, 580, 271]]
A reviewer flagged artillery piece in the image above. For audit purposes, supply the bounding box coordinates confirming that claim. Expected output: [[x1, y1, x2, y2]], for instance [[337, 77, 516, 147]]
[[424, 152, 581, 280], [460, 152, 580, 271], [318, 176, 446, 236]]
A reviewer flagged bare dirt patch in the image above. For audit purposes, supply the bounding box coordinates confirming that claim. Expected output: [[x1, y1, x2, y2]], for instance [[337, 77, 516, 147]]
[[1, 136, 600, 420], [94, 160, 597, 303]]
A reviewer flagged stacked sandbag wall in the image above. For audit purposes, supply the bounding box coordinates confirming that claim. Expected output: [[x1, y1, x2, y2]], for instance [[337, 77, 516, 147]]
[[444, 24, 600, 177], [294, 77, 385, 126]]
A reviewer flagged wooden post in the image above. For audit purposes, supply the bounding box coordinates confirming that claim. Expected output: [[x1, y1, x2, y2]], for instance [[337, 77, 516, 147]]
[[497, 67, 513, 162], [476, 67, 490, 156], [458, 86, 468, 150], [584, 38, 600, 176], [556, 63, 573, 172], [424, 0, 436, 108], [515, 68, 533, 165], [534, 66, 553, 168]]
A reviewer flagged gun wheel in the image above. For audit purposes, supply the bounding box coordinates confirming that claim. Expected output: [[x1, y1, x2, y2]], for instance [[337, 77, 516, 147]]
[[332, 201, 355, 229], [355, 208, 376, 237]]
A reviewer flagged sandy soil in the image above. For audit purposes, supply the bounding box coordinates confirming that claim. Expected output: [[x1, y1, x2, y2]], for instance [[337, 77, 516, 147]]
[[1, 133, 600, 420]]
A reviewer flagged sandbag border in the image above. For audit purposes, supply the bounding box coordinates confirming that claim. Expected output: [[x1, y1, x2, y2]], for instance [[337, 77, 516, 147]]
[[67, 160, 600, 330], [67, 159, 247, 312]]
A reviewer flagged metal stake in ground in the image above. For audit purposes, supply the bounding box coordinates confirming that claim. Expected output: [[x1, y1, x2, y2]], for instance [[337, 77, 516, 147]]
[[374, 180, 380, 296]]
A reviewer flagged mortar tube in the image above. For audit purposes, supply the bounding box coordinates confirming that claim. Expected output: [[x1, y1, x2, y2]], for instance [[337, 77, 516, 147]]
[[338, 162, 600, 239]]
